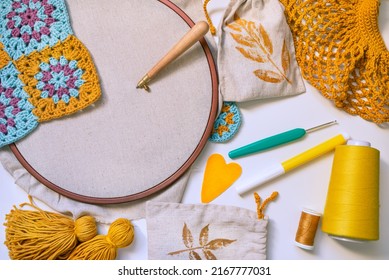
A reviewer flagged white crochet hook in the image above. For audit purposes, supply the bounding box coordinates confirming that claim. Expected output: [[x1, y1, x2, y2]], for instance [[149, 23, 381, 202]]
[[136, 21, 209, 91]]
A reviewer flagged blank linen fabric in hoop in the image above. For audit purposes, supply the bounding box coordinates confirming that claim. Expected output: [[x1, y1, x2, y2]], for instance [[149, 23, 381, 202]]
[[146, 202, 268, 260], [217, 0, 305, 102], [0, 0, 215, 223]]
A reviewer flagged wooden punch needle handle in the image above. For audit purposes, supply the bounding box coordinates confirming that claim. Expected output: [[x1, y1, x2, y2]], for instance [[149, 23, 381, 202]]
[[136, 21, 209, 91]]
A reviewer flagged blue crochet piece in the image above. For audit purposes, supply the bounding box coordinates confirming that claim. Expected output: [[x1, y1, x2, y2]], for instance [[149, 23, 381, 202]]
[[0, 0, 73, 60], [209, 102, 241, 143], [0, 62, 38, 147]]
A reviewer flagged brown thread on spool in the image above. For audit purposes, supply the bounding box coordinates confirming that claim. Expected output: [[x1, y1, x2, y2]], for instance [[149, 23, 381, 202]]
[[295, 209, 321, 250]]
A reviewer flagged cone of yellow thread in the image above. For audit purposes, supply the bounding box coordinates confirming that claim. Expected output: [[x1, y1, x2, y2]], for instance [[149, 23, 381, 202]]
[[322, 141, 380, 241], [3, 196, 97, 259], [68, 218, 135, 260]]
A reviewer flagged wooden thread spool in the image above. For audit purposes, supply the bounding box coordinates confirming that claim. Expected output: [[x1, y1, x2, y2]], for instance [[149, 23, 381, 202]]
[[295, 208, 321, 250]]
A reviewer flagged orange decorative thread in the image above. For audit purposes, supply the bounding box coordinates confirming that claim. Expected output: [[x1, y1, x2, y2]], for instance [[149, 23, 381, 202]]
[[295, 209, 321, 250], [279, 0, 389, 123], [254, 191, 278, 220], [203, 0, 216, 35], [15, 35, 101, 122], [0, 43, 10, 68]]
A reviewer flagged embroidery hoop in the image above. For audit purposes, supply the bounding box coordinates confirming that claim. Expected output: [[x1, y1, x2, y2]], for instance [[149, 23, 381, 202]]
[[9, 0, 218, 204]]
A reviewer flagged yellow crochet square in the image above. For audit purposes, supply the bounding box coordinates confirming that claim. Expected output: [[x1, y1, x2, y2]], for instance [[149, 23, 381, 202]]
[[15, 35, 101, 122], [0, 43, 10, 69]]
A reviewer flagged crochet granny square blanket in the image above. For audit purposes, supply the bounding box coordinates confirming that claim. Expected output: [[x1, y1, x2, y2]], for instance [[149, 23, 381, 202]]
[[0, 0, 101, 148]]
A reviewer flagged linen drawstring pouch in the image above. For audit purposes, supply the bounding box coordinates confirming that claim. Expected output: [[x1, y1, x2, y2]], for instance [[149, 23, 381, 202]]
[[217, 0, 306, 102], [0, 0, 101, 148], [146, 201, 269, 260], [0, 0, 217, 223]]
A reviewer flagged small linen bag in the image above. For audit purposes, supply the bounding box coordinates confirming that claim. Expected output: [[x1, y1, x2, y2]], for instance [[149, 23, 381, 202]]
[[217, 0, 305, 102], [146, 201, 268, 260]]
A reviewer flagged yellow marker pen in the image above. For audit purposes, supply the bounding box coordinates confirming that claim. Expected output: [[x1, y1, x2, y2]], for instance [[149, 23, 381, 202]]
[[236, 133, 350, 195]]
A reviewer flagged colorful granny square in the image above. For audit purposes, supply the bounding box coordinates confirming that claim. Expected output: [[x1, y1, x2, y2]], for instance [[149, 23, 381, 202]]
[[209, 102, 241, 143], [15, 35, 101, 121], [0, 62, 38, 147], [0, 0, 101, 148], [0, 0, 73, 60]]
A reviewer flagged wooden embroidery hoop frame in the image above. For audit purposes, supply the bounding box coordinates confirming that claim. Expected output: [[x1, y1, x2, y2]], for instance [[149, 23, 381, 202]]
[[9, 0, 218, 204]]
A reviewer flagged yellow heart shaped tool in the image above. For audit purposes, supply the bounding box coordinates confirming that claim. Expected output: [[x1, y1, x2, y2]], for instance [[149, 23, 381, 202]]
[[201, 153, 242, 203]]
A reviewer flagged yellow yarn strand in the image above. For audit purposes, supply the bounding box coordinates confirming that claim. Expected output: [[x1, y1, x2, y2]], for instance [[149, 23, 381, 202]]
[[322, 145, 380, 241], [203, 0, 216, 35], [68, 218, 135, 260], [4, 196, 97, 260], [254, 191, 278, 220]]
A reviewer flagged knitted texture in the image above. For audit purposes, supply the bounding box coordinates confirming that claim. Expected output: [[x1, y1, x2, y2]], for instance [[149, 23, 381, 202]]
[[209, 102, 241, 143], [279, 0, 389, 123], [0, 0, 101, 147]]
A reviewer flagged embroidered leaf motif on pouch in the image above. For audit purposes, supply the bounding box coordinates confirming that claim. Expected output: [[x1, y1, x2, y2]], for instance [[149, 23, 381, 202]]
[[167, 224, 236, 260], [227, 14, 292, 84]]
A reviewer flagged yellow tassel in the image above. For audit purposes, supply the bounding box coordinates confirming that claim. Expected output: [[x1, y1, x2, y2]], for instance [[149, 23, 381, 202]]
[[3, 196, 97, 260], [68, 218, 135, 260], [203, 0, 216, 35]]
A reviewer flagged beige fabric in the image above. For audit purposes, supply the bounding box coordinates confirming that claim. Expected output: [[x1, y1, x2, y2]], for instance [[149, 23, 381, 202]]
[[0, 0, 216, 223], [0, 146, 189, 222], [217, 0, 305, 102], [146, 202, 268, 260]]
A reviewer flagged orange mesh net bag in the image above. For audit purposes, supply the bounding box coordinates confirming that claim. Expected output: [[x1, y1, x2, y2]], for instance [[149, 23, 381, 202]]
[[279, 0, 389, 124]]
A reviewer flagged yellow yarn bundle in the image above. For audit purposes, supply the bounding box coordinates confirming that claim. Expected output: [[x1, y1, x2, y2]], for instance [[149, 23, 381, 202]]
[[280, 0, 389, 123], [4, 196, 97, 260], [68, 218, 135, 260]]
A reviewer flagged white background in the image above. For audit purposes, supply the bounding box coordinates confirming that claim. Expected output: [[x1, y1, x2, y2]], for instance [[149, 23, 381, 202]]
[[1, 0, 389, 260]]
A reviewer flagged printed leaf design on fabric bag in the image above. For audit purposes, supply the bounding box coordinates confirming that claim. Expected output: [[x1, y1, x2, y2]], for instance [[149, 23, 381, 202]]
[[189, 251, 201, 260], [183, 223, 194, 248], [281, 39, 290, 74], [254, 69, 284, 83], [203, 249, 217, 260], [199, 224, 209, 246], [167, 224, 236, 260], [227, 14, 292, 84]]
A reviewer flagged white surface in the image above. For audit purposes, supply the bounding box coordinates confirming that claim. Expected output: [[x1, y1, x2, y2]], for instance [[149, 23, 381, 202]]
[[1, 0, 389, 260]]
